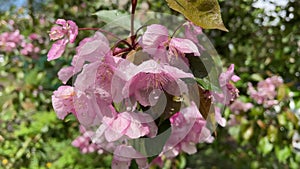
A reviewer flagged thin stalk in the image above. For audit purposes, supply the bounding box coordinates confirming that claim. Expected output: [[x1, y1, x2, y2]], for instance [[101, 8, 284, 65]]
[[170, 22, 186, 38], [131, 0, 138, 37]]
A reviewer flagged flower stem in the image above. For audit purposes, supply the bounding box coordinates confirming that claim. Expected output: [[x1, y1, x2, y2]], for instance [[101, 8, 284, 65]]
[[131, 0, 138, 37], [78, 27, 121, 40], [170, 22, 186, 38]]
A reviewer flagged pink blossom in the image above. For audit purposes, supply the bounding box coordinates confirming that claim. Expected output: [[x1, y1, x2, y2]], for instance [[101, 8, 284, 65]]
[[29, 33, 39, 41], [20, 42, 40, 57], [163, 102, 211, 157], [29, 33, 43, 43], [139, 24, 200, 63], [47, 19, 78, 61], [72, 130, 103, 154], [230, 100, 253, 113], [213, 64, 240, 105], [52, 86, 76, 119], [7, 30, 24, 44], [248, 75, 283, 107], [139, 24, 169, 59], [0, 30, 24, 52], [269, 76, 283, 87], [123, 60, 193, 106]]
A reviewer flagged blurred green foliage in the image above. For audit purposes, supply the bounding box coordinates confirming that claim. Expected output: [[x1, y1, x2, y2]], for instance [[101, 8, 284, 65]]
[[0, 0, 300, 169]]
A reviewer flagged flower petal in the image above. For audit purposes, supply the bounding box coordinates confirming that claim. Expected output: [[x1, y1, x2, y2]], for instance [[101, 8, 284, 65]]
[[52, 86, 75, 119], [170, 38, 200, 56], [67, 20, 78, 43], [58, 66, 74, 84], [47, 39, 68, 61]]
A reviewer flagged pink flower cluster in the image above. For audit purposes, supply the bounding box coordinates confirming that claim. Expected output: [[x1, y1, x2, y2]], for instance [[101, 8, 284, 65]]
[[213, 64, 240, 106], [48, 19, 239, 168], [0, 30, 23, 52], [248, 76, 283, 107], [227, 99, 253, 126], [0, 27, 42, 58], [72, 127, 104, 154], [230, 100, 253, 114]]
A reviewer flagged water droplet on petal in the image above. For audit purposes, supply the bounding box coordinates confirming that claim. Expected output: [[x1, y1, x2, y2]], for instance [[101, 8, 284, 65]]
[[126, 107, 132, 111]]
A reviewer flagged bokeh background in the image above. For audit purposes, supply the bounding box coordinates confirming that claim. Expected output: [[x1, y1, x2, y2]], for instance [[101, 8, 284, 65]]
[[0, 0, 300, 168]]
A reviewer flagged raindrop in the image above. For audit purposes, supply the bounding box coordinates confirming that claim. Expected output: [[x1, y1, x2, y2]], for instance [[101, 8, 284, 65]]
[[126, 107, 132, 111]]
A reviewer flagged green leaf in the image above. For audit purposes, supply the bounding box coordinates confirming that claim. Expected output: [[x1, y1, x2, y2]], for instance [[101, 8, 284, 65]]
[[250, 73, 263, 81], [93, 10, 141, 31], [258, 137, 273, 156], [228, 126, 240, 141], [242, 126, 253, 141], [267, 125, 278, 142], [277, 84, 287, 101], [275, 146, 291, 164], [165, 0, 228, 31]]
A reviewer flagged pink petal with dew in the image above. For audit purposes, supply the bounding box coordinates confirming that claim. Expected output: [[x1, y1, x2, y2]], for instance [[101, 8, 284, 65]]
[[74, 61, 100, 92], [140, 24, 169, 49], [75, 32, 111, 69], [52, 86, 75, 119], [74, 91, 102, 127]]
